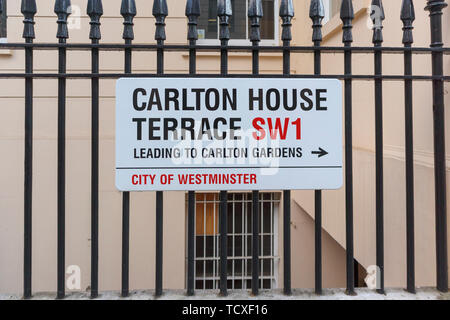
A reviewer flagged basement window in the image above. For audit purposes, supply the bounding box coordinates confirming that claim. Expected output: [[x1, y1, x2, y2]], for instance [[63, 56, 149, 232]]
[[197, 0, 278, 46], [323, 0, 341, 24], [0, 0, 6, 42], [188, 192, 280, 290]]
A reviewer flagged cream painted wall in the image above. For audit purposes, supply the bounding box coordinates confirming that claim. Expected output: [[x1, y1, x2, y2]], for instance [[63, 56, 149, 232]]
[[0, 0, 344, 295], [0, 0, 448, 295], [291, 0, 450, 288]]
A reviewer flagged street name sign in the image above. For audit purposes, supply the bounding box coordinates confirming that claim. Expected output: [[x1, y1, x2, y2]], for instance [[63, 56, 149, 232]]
[[116, 78, 343, 191]]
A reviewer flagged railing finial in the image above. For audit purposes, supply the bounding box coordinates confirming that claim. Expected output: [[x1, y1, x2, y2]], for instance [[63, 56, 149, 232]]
[[340, 0, 354, 44], [153, 0, 168, 41], [424, 0, 447, 46], [401, 0, 415, 45], [217, 0, 232, 42], [371, 0, 385, 44], [425, 0, 448, 12], [186, 0, 200, 41], [248, 0, 263, 43], [280, 0, 294, 42], [121, 0, 137, 40], [21, 0, 37, 40], [87, 0, 103, 40], [55, 0, 72, 40], [309, 0, 325, 43]]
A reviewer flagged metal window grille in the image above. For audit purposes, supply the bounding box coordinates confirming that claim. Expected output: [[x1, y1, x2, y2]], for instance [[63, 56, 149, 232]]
[[189, 193, 279, 291], [0, 0, 6, 40], [197, 0, 278, 44]]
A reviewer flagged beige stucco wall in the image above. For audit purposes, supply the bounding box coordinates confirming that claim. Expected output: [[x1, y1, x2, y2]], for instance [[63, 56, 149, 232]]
[[291, 0, 450, 288], [0, 0, 448, 295]]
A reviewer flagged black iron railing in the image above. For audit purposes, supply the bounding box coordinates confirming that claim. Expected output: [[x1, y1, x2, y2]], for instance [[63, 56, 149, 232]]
[[0, 0, 448, 299]]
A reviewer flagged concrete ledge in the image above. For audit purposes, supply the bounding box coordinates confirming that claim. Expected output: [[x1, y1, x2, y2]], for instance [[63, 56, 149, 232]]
[[1, 288, 449, 300]]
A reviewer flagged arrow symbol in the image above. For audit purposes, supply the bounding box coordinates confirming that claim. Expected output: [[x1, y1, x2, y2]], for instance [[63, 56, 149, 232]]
[[311, 148, 328, 158]]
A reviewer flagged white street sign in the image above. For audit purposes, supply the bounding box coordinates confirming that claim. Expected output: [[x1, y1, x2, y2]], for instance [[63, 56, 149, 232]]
[[116, 78, 343, 191]]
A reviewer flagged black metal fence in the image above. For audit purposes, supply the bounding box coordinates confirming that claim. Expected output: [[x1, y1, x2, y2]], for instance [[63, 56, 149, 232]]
[[0, 0, 448, 299]]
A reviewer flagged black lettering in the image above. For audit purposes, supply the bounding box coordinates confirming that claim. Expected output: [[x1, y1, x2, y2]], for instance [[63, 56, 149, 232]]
[[182, 89, 194, 111], [205, 88, 220, 111], [133, 88, 147, 111], [192, 89, 205, 110], [132, 118, 146, 140], [230, 118, 241, 140], [163, 118, 178, 140], [181, 118, 195, 140], [283, 89, 297, 111], [165, 89, 179, 110], [148, 89, 162, 111], [223, 89, 237, 110], [266, 89, 280, 111], [213, 118, 227, 140], [199, 118, 213, 140], [249, 89, 263, 110], [316, 89, 327, 111], [300, 89, 313, 111], [148, 118, 161, 140]]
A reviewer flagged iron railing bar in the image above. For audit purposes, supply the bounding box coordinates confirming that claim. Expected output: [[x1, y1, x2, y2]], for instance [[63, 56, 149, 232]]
[[218, 0, 231, 297], [280, 0, 293, 295], [87, 0, 103, 299], [153, 0, 168, 299], [402, 0, 416, 294], [249, 0, 262, 297], [56, 40, 67, 300], [186, 0, 199, 296], [2, 73, 448, 81], [121, 189, 130, 298], [372, 0, 385, 295], [426, 0, 448, 293], [22, 0, 36, 298], [120, 0, 135, 299], [90, 35, 100, 301], [187, 190, 195, 295], [0, 43, 449, 53], [120, 42, 132, 299], [154, 48, 164, 297], [252, 188, 259, 295], [56, 4, 68, 298], [310, 0, 324, 296], [341, 0, 356, 296]]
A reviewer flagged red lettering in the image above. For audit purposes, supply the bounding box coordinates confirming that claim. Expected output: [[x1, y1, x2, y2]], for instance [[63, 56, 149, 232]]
[[268, 118, 290, 140], [292, 118, 301, 140], [252, 117, 266, 140]]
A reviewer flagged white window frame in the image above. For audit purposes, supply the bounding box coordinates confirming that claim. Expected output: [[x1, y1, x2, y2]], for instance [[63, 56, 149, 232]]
[[0, 0, 7, 43], [197, 0, 280, 47], [186, 192, 280, 291], [323, 0, 339, 25]]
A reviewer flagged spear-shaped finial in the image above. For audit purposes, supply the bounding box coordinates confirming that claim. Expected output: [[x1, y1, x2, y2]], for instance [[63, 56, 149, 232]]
[[401, 0, 415, 45], [371, 0, 385, 45], [87, 0, 103, 40], [340, 0, 354, 44], [280, 0, 294, 42], [186, 0, 200, 41], [121, 0, 136, 40], [248, 0, 263, 43], [309, 0, 325, 43], [217, 0, 232, 42], [22, 0, 37, 40], [55, 0, 72, 40], [153, 0, 168, 41]]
